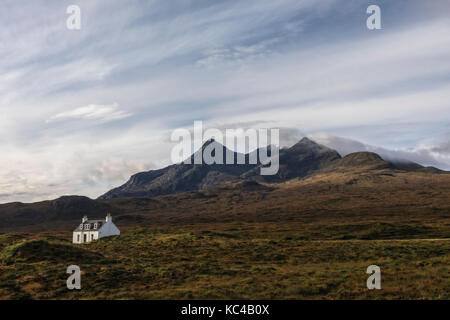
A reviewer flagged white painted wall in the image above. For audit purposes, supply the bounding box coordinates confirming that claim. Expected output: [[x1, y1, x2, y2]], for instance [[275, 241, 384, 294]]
[[73, 231, 99, 244], [72, 215, 120, 244]]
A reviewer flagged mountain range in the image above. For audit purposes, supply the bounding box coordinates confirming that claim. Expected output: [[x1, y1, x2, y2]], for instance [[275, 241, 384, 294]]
[[0, 137, 447, 232], [98, 137, 441, 199]]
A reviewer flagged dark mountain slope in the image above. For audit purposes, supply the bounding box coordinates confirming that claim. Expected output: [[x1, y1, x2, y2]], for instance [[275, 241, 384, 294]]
[[243, 137, 342, 182], [98, 139, 259, 199], [0, 137, 449, 232], [0, 196, 115, 231], [100, 137, 444, 200], [100, 137, 343, 199]]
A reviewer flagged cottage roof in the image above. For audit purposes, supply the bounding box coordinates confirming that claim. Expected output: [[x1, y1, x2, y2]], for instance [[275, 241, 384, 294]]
[[73, 219, 105, 232]]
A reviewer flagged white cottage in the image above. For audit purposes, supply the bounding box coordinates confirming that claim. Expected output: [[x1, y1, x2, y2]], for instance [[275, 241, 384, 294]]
[[73, 213, 120, 244]]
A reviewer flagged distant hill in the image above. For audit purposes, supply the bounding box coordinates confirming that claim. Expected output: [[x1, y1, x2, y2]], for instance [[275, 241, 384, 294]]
[[0, 196, 116, 232], [336, 152, 389, 168]]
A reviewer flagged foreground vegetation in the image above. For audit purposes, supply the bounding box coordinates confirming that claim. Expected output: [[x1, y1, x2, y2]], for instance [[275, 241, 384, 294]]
[[1, 169, 449, 299], [0, 221, 448, 299]]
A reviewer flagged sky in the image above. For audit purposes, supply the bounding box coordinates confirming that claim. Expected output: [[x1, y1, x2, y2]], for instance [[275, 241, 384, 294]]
[[1, 0, 449, 203]]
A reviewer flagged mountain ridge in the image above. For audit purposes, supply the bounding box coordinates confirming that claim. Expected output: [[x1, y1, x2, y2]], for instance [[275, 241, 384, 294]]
[[0, 137, 447, 232], [99, 137, 441, 199]]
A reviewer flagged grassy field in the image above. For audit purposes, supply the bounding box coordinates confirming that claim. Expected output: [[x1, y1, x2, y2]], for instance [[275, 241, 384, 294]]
[[0, 169, 449, 299], [0, 221, 448, 300]]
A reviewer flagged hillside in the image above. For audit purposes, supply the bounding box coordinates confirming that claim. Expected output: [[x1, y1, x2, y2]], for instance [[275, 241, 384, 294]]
[[0, 164, 449, 233], [0, 138, 448, 232], [0, 139, 449, 299], [99, 137, 437, 200], [1, 168, 450, 299], [0, 212, 449, 299], [98, 139, 259, 199], [98, 137, 344, 199], [0, 196, 116, 232], [243, 137, 342, 182]]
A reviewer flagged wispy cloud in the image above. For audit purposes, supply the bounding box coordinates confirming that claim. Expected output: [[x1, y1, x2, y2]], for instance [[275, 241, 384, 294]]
[[1, 0, 449, 203], [46, 103, 131, 124]]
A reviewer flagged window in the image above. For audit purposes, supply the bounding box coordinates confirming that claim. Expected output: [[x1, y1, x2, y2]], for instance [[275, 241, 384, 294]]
[[77, 235, 80, 242], [91, 234, 94, 241], [94, 223, 98, 229], [84, 234, 87, 242], [85, 224, 90, 230]]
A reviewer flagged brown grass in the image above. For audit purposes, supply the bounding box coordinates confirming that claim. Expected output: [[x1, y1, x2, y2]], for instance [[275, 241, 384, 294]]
[[0, 169, 449, 299]]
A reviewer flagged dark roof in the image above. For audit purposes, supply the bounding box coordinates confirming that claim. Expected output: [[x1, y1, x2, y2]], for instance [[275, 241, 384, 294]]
[[73, 220, 104, 232]]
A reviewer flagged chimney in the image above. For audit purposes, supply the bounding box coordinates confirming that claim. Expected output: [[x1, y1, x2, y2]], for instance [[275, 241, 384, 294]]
[[106, 213, 112, 223], [82, 216, 88, 223]]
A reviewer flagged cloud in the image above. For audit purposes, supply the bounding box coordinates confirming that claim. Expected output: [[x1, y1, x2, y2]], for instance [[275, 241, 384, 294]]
[[0, 125, 167, 203], [309, 132, 450, 170], [196, 38, 282, 69], [1, 1, 450, 203], [84, 158, 154, 185], [46, 103, 131, 123]]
